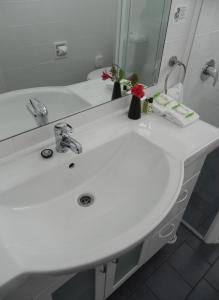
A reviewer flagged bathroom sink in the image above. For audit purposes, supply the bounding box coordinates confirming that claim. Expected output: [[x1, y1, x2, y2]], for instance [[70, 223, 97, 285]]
[[0, 131, 183, 280], [0, 86, 91, 140]]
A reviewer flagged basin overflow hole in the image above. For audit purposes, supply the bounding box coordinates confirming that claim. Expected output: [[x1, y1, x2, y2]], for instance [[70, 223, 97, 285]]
[[69, 162, 75, 169]]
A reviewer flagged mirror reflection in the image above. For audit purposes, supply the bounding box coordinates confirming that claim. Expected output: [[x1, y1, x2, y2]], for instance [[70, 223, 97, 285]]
[[0, 0, 171, 141]]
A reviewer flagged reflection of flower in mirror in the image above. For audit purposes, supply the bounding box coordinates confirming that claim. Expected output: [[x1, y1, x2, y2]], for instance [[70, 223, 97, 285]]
[[101, 64, 125, 83], [101, 71, 111, 81], [101, 65, 144, 96]]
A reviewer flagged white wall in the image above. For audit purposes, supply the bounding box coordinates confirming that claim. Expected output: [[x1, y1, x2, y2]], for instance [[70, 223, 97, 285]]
[[0, 0, 117, 92], [184, 0, 219, 127]]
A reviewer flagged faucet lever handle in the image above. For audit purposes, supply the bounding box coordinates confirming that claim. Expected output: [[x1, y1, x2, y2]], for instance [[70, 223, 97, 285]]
[[54, 122, 73, 135], [27, 98, 48, 117], [201, 59, 218, 87]]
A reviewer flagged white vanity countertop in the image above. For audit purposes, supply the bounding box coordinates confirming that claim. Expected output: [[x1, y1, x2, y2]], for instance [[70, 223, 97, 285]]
[[0, 107, 219, 295], [72, 109, 219, 163]]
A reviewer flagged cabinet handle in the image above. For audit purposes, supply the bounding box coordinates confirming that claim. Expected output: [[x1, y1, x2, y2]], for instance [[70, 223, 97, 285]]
[[159, 223, 175, 239], [176, 189, 189, 204], [112, 258, 119, 265], [100, 265, 107, 274], [167, 233, 178, 244]]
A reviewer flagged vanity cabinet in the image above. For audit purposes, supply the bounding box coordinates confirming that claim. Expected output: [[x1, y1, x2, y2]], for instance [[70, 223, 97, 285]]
[[5, 267, 106, 300], [34, 267, 105, 300], [105, 244, 143, 298]]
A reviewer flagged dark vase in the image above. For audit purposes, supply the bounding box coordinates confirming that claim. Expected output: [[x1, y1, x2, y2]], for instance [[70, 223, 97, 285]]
[[112, 81, 122, 100], [128, 95, 141, 120]]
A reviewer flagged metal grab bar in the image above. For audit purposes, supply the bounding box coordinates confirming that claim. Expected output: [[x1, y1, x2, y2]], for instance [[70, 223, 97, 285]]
[[164, 56, 187, 94]]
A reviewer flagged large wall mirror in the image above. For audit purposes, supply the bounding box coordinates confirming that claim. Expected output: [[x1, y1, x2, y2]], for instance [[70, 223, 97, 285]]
[[0, 0, 172, 141]]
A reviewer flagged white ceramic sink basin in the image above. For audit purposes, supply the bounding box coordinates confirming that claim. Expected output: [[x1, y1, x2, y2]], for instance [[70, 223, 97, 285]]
[[0, 131, 183, 279]]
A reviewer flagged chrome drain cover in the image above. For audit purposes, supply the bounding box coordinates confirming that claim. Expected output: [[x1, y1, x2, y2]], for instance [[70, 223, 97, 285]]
[[77, 193, 94, 207]]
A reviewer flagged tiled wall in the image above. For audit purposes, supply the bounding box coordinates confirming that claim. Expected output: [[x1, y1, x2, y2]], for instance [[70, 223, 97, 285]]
[[184, 0, 219, 127], [157, 0, 197, 91], [0, 0, 117, 92]]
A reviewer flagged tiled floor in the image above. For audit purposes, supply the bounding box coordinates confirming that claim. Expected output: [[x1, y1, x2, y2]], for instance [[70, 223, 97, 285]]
[[108, 224, 219, 300]]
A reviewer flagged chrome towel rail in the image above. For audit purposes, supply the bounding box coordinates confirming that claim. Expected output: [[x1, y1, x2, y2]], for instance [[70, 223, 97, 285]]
[[164, 56, 187, 94]]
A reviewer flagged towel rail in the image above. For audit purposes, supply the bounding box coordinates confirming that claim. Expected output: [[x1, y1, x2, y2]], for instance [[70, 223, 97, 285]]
[[164, 56, 187, 94]]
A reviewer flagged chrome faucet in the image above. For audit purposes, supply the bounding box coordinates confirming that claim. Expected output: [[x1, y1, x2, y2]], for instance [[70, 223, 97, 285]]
[[26, 98, 48, 126], [201, 59, 218, 87], [54, 122, 82, 154]]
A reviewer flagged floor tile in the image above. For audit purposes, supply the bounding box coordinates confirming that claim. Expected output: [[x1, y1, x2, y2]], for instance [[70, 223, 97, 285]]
[[108, 283, 131, 300], [146, 263, 191, 300], [148, 225, 191, 269], [169, 243, 210, 286], [130, 284, 157, 300], [199, 213, 218, 236], [186, 234, 219, 265], [149, 245, 176, 269], [205, 260, 219, 292], [125, 259, 156, 293], [186, 280, 219, 300], [191, 192, 214, 215], [183, 202, 208, 230]]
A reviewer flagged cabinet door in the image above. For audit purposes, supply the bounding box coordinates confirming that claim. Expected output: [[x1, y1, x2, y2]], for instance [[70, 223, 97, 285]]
[[105, 244, 142, 298], [34, 268, 105, 300]]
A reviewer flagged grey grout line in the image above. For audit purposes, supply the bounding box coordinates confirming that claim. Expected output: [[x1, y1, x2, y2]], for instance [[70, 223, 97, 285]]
[[120, 224, 219, 300], [205, 277, 219, 294]]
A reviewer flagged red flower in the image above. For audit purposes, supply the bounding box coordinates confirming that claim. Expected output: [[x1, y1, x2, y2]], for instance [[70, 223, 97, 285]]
[[131, 84, 145, 99], [101, 71, 111, 81]]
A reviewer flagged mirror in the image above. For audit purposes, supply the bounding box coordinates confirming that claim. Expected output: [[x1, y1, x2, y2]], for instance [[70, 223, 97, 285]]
[[0, 0, 171, 141], [117, 0, 172, 86]]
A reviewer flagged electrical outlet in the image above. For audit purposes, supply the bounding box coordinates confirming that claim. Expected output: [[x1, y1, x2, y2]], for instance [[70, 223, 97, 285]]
[[54, 41, 68, 59]]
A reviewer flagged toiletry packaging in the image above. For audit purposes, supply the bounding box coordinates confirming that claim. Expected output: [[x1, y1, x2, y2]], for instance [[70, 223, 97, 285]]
[[153, 93, 199, 127]]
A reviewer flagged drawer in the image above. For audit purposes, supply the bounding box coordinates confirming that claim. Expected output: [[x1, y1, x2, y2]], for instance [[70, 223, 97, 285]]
[[140, 211, 184, 264], [152, 173, 199, 235], [156, 211, 184, 244], [172, 173, 200, 217]]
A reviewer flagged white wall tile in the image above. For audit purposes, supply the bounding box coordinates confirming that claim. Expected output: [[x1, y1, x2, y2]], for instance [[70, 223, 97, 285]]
[[166, 0, 197, 42], [196, 0, 219, 36], [0, 0, 117, 92], [157, 0, 197, 90], [184, 0, 219, 127]]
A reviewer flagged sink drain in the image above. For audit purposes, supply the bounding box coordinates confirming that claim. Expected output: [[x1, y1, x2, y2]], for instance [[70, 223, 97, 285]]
[[77, 193, 94, 207]]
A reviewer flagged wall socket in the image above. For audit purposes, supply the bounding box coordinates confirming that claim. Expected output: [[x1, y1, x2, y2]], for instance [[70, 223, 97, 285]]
[[54, 41, 68, 59]]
